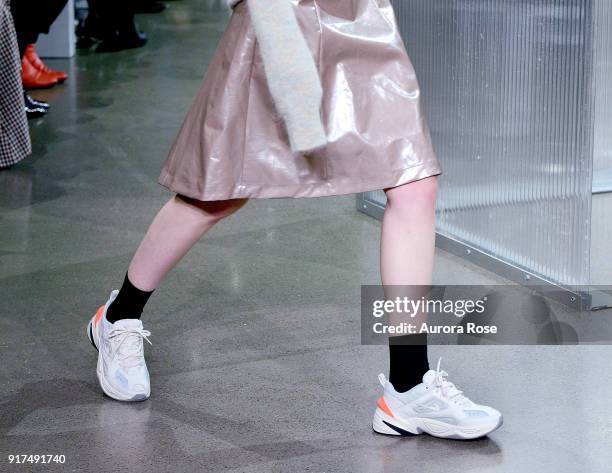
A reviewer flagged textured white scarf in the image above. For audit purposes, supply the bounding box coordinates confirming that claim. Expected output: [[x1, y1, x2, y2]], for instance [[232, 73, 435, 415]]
[[227, 0, 327, 152]]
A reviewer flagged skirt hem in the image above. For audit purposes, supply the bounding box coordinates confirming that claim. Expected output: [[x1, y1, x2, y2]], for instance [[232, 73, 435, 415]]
[[158, 158, 442, 201]]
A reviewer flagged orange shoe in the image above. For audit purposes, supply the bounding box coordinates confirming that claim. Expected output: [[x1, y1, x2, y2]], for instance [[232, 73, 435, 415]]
[[21, 55, 58, 89], [24, 44, 68, 83]]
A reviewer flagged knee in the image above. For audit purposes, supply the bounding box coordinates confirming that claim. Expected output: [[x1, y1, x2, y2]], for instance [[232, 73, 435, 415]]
[[176, 195, 248, 223], [385, 176, 438, 215]]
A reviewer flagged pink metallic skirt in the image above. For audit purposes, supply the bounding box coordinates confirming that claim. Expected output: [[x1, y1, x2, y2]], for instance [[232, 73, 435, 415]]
[[158, 0, 442, 200]]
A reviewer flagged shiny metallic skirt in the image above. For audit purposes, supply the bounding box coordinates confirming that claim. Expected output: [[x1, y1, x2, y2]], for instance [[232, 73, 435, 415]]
[[158, 0, 442, 200]]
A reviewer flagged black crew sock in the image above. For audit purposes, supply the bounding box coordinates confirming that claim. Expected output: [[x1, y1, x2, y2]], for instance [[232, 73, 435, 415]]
[[388, 333, 429, 393], [105, 273, 154, 324]]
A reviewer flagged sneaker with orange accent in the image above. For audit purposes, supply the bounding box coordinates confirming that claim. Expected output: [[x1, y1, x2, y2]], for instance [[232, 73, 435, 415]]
[[373, 358, 502, 440], [87, 290, 152, 402]]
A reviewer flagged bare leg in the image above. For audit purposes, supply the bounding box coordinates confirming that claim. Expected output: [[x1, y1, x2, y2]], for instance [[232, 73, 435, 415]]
[[128, 195, 248, 291], [90, 194, 247, 402], [381, 176, 438, 392], [380, 176, 438, 286]]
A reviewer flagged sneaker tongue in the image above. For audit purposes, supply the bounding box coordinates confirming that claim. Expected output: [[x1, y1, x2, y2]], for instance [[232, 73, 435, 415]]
[[112, 319, 143, 330], [422, 369, 437, 385]]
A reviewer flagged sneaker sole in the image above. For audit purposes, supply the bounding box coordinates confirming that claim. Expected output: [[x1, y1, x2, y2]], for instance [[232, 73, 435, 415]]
[[372, 407, 503, 440], [87, 316, 150, 402]]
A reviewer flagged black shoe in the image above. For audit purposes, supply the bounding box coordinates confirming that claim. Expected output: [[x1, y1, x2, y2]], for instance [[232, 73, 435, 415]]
[[76, 35, 99, 49], [134, 1, 167, 14], [96, 27, 148, 53], [24, 92, 49, 119], [28, 95, 50, 110]]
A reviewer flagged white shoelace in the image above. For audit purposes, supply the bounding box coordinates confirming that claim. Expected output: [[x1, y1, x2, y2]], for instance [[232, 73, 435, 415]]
[[108, 327, 152, 368], [431, 358, 471, 406]]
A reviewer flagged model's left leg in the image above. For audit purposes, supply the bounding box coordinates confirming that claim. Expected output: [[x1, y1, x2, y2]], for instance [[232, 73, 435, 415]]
[[374, 176, 503, 439], [381, 176, 438, 393], [381, 176, 437, 285]]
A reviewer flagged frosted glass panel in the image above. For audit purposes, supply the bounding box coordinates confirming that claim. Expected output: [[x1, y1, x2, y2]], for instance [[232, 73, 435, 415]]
[[593, 0, 612, 193], [363, 0, 600, 288], [590, 0, 612, 286]]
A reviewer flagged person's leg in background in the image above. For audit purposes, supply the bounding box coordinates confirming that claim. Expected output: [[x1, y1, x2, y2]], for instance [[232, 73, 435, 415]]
[[22, 0, 69, 84], [27, 0, 69, 51], [381, 176, 438, 392], [10, 0, 55, 89], [10, 0, 67, 118], [11, 0, 68, 68], [87, 195, 247, 401], [90, 0, 148, 53], [9, 0, 41, 58]]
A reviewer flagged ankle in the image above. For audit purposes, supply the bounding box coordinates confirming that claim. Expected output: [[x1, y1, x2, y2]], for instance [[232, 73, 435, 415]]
[[388, 333, 429, 393], [105, 273, 154, 324]]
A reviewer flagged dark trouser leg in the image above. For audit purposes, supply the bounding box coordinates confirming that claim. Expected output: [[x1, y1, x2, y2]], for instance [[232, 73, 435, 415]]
[[10, 0, 68, 57], [89, 0, 136, 39]]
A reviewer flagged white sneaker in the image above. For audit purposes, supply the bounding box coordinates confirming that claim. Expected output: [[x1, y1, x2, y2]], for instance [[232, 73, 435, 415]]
[[87, 290, 152, 402], [373, 358, 503, 440]]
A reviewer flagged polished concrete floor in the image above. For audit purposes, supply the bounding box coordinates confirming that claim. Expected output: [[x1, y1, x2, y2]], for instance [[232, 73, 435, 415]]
[[1, 2, 612, 472]]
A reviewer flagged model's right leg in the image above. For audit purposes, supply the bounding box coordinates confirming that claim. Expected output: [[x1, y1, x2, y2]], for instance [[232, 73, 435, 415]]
[[128, 194, 248, 292], [88, 194, 247, 401]]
